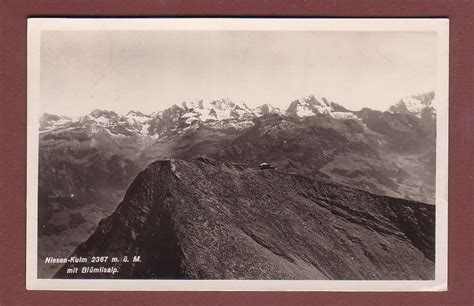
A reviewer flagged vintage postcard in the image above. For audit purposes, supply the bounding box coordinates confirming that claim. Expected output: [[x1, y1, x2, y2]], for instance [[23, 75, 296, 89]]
[[26, 18, 449, 291]]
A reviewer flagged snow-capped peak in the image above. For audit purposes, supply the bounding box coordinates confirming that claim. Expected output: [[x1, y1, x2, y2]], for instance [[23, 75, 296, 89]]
[[388, 91, 435, 118], [180, 98, 255, 122], [125, 110, 152, 124], [39, 113, 72, 132], [89, 109, 119, 119], [253, 104, 284, 116], [286, 95, 356, 119], [79, 109, 120, 127]]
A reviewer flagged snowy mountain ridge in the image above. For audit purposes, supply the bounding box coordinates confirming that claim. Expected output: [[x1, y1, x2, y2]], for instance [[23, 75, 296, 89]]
[[40, 91, 436, 137], [286, 95, 358, 120]]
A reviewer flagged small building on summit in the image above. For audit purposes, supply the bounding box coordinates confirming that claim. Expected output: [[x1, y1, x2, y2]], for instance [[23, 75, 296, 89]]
[[259, 162, 275, 170]]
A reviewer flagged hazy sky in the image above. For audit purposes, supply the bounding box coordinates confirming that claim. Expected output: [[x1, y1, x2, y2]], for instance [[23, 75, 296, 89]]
[[40, 30, 437, 116]]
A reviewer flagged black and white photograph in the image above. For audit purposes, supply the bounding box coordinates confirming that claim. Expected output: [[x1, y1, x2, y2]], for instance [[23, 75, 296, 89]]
[[26, 18, 449, 291]]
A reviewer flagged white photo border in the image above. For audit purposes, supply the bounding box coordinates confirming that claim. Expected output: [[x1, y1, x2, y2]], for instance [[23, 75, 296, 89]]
[[26, 18, 449, 291]]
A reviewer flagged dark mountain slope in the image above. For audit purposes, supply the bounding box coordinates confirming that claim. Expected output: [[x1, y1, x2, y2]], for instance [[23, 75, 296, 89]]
[[215, 114, 378, 171], [177, 114, 433, 203], [355, 108, 435, 153], [55, 158, 434, 280]]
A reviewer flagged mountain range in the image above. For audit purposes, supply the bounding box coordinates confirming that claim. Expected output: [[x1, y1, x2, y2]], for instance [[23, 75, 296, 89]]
[[38, 91, 436, 278]]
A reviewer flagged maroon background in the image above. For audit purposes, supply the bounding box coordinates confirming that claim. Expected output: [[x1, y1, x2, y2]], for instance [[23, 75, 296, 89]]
[[0, 0, 472, 305]]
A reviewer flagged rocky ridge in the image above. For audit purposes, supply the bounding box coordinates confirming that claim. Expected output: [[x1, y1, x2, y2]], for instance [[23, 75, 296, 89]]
[[55, 158, 435, 280]]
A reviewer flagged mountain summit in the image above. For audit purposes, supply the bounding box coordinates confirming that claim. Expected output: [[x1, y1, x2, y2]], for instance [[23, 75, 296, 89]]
[[55, 158, 435, 280], [181, 98, 255, 121], [388, 91, 436, 118], [286, 95, 357, 119]]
